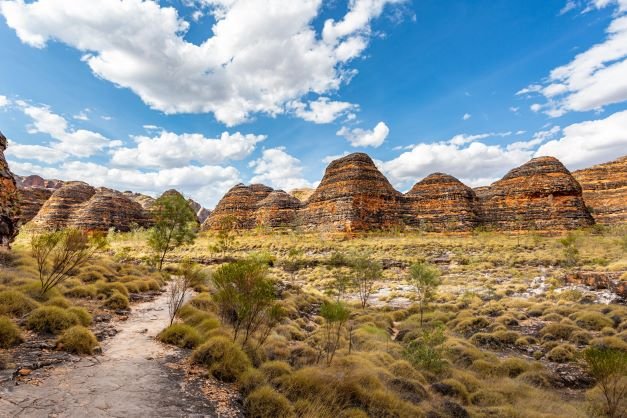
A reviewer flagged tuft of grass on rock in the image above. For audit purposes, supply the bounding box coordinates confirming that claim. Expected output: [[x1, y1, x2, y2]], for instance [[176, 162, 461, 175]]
[[244, 385, 295, 418], [0, 316, 23, 348], [192, 336, 251, 382], [103, 291, 129, 310], [0, 290, 39, 317], [56, 325, 99, 354], [157, 323, 201, 349], [26, 306, 78, 334]]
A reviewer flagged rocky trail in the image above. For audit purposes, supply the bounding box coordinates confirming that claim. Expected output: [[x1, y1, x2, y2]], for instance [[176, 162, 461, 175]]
[[0, 290, 225, 418]]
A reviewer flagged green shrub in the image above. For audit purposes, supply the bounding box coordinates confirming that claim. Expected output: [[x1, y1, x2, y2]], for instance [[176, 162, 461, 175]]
[[192, 336, 251, 382], [96, 282, 129, 297], [540, 323, 577, 340], [0, 290, 39, 317], [239, 368, 267, 396], [0, 316, 23, 348], [189, 293, 215, 311], [470, 389, 507, 406], [103, 291, 129, 310], [56, 325, 99, 354], [64, 284, 97, 299], [27, 306, 77, 334], [499, 357, 530, 377], [574, 312, 613, 331], [516, 370, 551, 388], [244, 385, 295, 418], [570, 330, 592, 345], [260, 360, 292, 383], [157, 324, 201, 349], [589, 336, 627, 351], [196, 318, 221, 335], [67, 307, 92, 326], [454, 316, 489, 337], [45, 296, 71, 309], [546, 344, 576, 363]]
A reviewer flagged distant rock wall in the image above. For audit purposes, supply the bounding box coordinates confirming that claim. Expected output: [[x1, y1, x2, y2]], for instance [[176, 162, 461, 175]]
[[0, 132, 20, 247], [573, 156, 627, 225]]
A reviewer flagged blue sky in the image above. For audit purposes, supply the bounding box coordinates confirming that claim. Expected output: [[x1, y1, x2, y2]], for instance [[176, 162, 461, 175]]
[[0, 0, 626, 207]]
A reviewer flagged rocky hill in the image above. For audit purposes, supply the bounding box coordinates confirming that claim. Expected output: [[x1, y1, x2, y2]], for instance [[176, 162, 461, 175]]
[[476, 157, 594, 231], [300, 153, 404, 231], [29, 182, 153, 232], [573, 156, 627, 225], [405, 173, 480, 232], [202, 184, 274, 229], [0, 132, 20, 247]]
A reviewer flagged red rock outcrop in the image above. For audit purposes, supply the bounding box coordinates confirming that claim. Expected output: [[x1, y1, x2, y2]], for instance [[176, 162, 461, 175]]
[[0, 131, 20, 247], [15, 174, 63, 190], [476, 156, 594, 231], [203, 184, 273, 230], [289, 188, 315, 203], [30, 183, 152, 232], [18, 187, 54, 224], [122, 192, 155, 211], [255, 190, 301, 228], [301, 153, 404, 231], [572, 155, 627, 225], [404, 173, 479, 231]]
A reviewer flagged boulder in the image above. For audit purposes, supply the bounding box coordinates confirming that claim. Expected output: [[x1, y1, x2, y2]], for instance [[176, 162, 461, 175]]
[[0, 132, 20, 247], [572, 155, 627, 225], [476, 156, 594, 231], [301, 153, 404, 231], [405, 173, 479, 231]]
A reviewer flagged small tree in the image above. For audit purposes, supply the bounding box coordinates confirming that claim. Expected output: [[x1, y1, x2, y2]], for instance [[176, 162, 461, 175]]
[[404, 325, 447, 374], [212, 258, 278, 345], [351, 254, 382, 309], [408, 261, 441, 326], [167, 260, 206, 326], [582, 347, 627, 418], [148, 193, 197, 271], [559, 232, 579, 267], [210, 215, 238, 257], [319, 300, 351, 365], [32, 229, 107, 296]]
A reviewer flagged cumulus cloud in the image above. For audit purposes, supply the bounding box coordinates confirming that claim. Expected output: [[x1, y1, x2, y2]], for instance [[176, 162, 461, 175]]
[[337, 121, 389, 147], [111, 130, 266, 168], [534, 109, 627, 168], [518, 1, 627, 116], [0, 95, 9, 107], [5, 141, 67, 163], [289, 97, 357, 124], [462, 113, 471, 121], [0, 0, 406, 126], [249, 147, 314, 191]]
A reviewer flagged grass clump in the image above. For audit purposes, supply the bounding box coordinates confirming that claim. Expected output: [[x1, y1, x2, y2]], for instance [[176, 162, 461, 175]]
[[103, 291, 129, 310], [192, 336, 251, 382], [0, 290, 39, 317], [573, 311, 614, 331], [26, 306, 77, 334], [64, 284, 97, 299], [244, 385, 295, 418], [67, 307, 92, 326], [239, 368, 267, 396], [157, 323, 201, 349], [45, 296, 71, 309], [470, 389, 507, 406], [56, 325, 99, 354], [0, 316, 23, 348], [546, 344, 576, 363]]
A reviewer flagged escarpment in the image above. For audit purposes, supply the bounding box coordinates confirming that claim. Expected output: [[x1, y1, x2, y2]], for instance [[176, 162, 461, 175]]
[[572, 156, 627, 225], [404, 173, 480, 231], [0, 131, 20, 247], [300, 153, 404, 231], [476, 156, 594, 231]]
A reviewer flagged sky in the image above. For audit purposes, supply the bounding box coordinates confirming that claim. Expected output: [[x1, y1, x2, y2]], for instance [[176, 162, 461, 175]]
[[0, 0, 626, 208]]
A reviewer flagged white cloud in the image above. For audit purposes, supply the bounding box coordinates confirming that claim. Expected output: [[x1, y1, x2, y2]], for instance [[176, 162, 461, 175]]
[[0, 95, 9, 107], [534, 109, 627, 168], [322, 151, 350, 164], [0, 0, 406, 126], [111, 130, 265, 168], [337, 121, 389, 147], [289, 97, 356, 124], [5, 141, 67, 163], [462, 113, 471, 121], [8, 159, 241, 208], [518, 2, 627, 116], [560, 0, 577, 15], [509, 106, 519, 113], [249, 147, 313, 190], [73, 110, 89, 121]]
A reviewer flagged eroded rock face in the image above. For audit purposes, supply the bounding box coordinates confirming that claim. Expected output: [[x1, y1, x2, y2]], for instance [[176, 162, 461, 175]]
[[15, 175, 64, 190], [405, 173, 479, 231], [301, 153, 404, 231], [255, 190, 302, 228], [289, 188, 315, 203], [30, 183, 152, 232], [0, 132, 20, 247], [476, 156, 594, 231], [572, 155, 627, 225], [122, 192, 156, 211], [18, 187, 54, 224], [203, 184, 273, 230]]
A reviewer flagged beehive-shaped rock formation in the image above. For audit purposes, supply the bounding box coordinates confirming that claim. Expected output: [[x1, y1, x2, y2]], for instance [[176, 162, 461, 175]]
[[18, 187, 54, 224], [0, 132, 20, 247], [30, 182, 96, 230], [301, 153, 404, 231], [255, 190, 301, 228], [203, 184, 274, 229], [405, 173, 479, 231], [572, 156, 627, 225], [476, 156, 594, 231]]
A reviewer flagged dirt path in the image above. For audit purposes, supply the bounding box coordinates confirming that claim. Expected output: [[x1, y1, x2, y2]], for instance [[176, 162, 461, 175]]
[[0, 290, 218, 418]]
